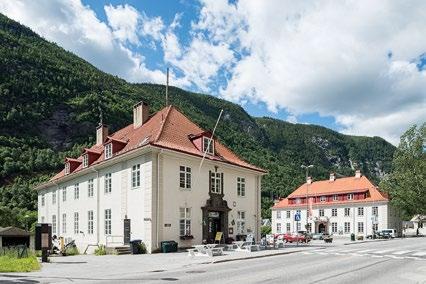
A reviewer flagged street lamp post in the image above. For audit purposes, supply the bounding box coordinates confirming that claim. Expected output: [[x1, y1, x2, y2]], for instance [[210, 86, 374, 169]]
[[301, 165, 313, 232]]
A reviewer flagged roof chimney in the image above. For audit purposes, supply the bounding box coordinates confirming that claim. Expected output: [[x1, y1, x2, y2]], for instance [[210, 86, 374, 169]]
[[307, 176, 312, 185], [133, 101, 149, 128], [329, 172, 336, 182], [355, 170, 362, 178], [96, 124, 108, 145]]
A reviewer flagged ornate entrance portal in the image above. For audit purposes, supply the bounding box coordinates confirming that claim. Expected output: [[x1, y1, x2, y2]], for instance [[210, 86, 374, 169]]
[[202, 194, 231, 243], [318, 223, 326, 233]]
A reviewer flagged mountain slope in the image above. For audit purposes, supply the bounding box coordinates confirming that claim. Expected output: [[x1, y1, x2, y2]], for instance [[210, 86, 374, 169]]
[[0, 13, 395, 226]]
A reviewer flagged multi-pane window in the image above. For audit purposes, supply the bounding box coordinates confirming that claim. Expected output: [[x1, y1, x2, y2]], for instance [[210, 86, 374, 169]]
[[105, 173, 112, 193], [74, 212, 79, 234], [62, 213, 67, 233], [358, 222, 364, 233], [331, 222, 338, 233], [372, 206, 378, 216], [179, 166, 191, 189], [286, 223, 291, 232], [319, 209, 324, 217], [347, 193, 353, 200], [344, 222, 350, 233], [276, 210, 281, 219], [52, 215, 56, 234], [358, 207, 364, 216], [237, 177, 246, 197], [203, 137, 214, 155], [306, 223, 312, 233], [333, 195, 338, 201], [52, 191, 56, 205], [132, 164, 141, 188], [104, 209, 112, 235], [332, 208, 337, 217], [276, 223, 282, 233], [88, 179, 94, 197], [74, 184, 79, 200], [65, 162, 70, 175], [41, 194, 45, 206], [295, 198, 301, 204], [286, 211, 291, 219], [373, 223, 378, 232], [105, 143, 112, 159], [62, 187, 67, 202], [179, 208, 191, 236], [237, 211, 246, 234], [344, 208, 350, 216], [210, 172, 222, 194], [320, 196, 326, 202], [83, 154, 88, 168], [88, 210, 94, 235]]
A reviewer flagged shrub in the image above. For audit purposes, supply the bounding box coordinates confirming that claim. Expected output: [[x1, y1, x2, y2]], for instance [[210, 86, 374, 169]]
[[138, 242, 147, 254], [65, 246, 79, 256], [261, 225, 272, 237], [94, 245, 107, 256]]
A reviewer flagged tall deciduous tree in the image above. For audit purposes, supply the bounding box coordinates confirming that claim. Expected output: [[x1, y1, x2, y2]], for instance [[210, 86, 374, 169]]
[[380, 123, 426, 219]]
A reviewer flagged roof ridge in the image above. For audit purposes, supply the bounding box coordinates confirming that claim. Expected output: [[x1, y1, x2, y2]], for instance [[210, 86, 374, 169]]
[[154, 105, 173, 143]]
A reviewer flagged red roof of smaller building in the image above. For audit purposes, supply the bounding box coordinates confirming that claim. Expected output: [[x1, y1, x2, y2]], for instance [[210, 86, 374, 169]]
[[273, 175, 388, 209]]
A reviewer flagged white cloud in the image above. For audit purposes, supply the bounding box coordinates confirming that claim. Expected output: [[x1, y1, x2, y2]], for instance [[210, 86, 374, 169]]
[[104, 4, 140, 45]]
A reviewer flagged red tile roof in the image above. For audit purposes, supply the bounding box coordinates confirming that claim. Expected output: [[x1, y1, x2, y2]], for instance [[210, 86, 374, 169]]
[[50, 106, 265, 182], [273, 175, 388, 209]]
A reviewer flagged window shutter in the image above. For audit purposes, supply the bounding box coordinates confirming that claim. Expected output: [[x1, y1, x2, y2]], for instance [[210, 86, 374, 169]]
[[221, 173, 224, 194], [209, 170, 212, 192]]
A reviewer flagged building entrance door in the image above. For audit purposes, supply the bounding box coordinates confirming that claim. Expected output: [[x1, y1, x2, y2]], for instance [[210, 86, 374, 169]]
[[318, 223, 326, 233], [207, 211, 221, 242]]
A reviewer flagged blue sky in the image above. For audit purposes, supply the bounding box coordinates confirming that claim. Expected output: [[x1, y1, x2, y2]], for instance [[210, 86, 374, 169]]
[[0, 0, 425, 144]]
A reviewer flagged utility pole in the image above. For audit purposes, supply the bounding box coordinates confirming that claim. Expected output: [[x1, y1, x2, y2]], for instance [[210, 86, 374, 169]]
[[301, 164, 313, 232], [165, 67, 169, 106]]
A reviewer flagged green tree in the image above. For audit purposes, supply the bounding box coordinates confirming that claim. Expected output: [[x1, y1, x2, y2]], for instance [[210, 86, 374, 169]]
[[380, 124, 426, 219]]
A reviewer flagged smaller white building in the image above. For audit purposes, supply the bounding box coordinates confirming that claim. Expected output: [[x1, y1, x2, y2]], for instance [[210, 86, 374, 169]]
[[272, 171, 401, 237], [403, 215, 425, 237]]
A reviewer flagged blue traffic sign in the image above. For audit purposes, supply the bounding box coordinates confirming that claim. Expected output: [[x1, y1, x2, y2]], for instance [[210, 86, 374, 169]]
[[294, 212, 301, 221]]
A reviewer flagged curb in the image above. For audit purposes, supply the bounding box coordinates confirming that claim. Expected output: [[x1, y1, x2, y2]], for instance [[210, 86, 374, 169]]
[[211, 250, 304, 264]]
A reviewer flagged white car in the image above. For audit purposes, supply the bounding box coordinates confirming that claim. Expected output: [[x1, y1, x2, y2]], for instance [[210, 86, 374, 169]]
[[381, 229, 397, 238]]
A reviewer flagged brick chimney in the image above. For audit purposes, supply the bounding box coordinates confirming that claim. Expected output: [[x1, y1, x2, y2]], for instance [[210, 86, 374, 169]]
[[133, 101, 149, 128], [307, 176, 312, 184], [329, 172, 336, 182], [96, 124, 108, 145], [355, 170, 362, 178]]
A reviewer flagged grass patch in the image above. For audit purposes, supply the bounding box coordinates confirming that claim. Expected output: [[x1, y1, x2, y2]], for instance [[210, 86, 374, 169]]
[[0, 254, 40, 272]]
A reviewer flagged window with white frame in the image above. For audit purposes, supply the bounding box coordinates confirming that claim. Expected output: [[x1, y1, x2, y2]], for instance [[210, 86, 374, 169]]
[[373, 223, 378, 232], [210, 171, 222, 194], [319, 209, 324, 217], [88, 210, 94, 235], [296, 209, 301, 215], [344, 222, 350, 233], [83, 154, 88, 168], [332, 208, 337, 217], [105, 143, 112, 159], [105, 173, 112, 193], [276, 210, 281, 219], [372, 206, 378, 216], [296, 198, 301, 204], [62, 187, 67, 202], [320, 196, 326, 202], [202, 136, 214, 155], [333, 194, 338, 201], [62, 213, 66, 233], [276, 223, 282, 233], [179, 166, 191, 189], [347, 193, 353, 200], [237, 211, 246, 234], [237, 177, 245, 197], [74, 212, 79, 234], [179, 208, 191, 236], [104, 209, 111, 235], [306, 223, 312, 233], [74, 183, 79, 200], [52, 191, 56, 205], [332, 222, 337, 233], [132, 164, 141, 188], [65, 162, 70, 175], [41, 194, 45, 206], [286, 211, 291, 219], [88, 179, 94, 197], [286, 223, 291, 232], [358, 222, 364, 233], [52, 215, 56, 234], [358, 207, 364, 216], [344, 208, 350, 216]]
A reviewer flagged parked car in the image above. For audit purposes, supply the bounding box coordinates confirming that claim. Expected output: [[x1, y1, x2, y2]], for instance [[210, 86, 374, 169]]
[[284, 233, 311, 243], [323, 233, 333, 243], [381, 229, 397, 238], [312, 233, 324, 240]]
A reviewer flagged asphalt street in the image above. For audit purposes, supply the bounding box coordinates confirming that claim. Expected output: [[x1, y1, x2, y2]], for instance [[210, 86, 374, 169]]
[[1, 237, 425, 283]]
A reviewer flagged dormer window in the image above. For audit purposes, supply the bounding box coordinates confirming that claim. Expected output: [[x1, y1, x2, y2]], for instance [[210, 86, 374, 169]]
[[105, 143, 112, 159], [320, 196, 326, 202], [82, 154, 88, 168], [347, 193, 354, 200], [65, 162, 70, 175], [203, 137, 214, 155]]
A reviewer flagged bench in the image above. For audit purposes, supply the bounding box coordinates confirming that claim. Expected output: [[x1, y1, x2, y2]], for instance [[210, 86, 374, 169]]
[[187, 245, 224, 257]]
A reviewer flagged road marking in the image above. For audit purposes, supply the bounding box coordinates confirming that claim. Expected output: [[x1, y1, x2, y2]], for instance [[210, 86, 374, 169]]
[[412, 251, 426, 256], [404, 256, 423, 261], [317, 252, 329, 255], [357, 249, 375, 253], [392, 250, 412, 255], [371, 255, 384, 258], [371, 249, 394, 254], [384, 255, 404, 259], [302, 252, 313, 255]]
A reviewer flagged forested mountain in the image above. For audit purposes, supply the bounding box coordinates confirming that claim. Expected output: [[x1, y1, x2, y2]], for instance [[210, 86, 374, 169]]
[[0, 13, 395, 227]]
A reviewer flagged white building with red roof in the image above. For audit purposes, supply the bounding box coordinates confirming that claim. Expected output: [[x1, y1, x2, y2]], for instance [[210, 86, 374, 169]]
[[272, 171, 402, 237], [36, 102, 266, 253]]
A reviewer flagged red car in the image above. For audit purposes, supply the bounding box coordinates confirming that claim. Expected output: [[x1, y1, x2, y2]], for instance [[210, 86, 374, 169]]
[[275, 233, 311, 243]]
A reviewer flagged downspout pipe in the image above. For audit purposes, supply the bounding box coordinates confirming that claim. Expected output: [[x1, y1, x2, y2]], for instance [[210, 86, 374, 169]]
[[91, 167, 100, 245], [156, 150, 163, 250]]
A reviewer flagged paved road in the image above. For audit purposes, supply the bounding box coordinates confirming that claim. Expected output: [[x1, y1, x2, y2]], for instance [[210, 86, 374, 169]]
[[1, 238, 425, 283]]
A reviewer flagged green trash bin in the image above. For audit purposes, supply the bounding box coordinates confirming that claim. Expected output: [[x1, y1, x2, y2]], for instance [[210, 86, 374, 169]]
[[161, 241, 178, 253], [350, 233, 355, 241]]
